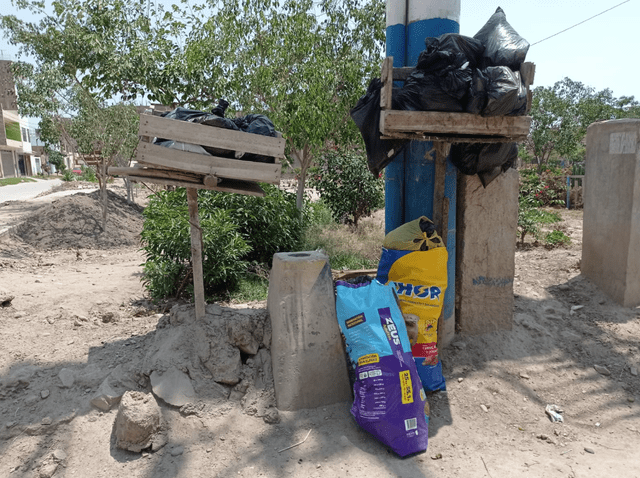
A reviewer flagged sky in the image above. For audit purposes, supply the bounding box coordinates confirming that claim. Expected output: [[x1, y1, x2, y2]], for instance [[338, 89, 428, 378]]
[[459, 0, 639, 99], [0, 0, 638, 129]]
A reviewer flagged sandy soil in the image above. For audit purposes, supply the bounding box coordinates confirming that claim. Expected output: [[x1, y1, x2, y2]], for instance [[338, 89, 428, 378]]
[[0, 185, 638, 478]]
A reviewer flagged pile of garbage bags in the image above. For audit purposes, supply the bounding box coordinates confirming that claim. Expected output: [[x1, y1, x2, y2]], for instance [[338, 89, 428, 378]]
[[351, 7, 529, 184], [154, 100, 278, 164]]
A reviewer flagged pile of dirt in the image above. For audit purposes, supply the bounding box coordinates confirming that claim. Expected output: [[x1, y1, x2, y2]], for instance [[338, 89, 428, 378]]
[[14, 189, 144, 250]]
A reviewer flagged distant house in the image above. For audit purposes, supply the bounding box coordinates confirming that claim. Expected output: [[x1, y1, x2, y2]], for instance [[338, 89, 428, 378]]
[[0, 59, 39, 178]]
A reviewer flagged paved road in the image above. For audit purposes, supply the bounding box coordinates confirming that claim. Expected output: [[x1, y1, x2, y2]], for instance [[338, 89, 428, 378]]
[[0, 178, 62, 204]]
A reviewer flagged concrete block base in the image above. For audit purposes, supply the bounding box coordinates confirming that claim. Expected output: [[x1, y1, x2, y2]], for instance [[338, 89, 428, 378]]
[[583, 119, 640, 307], [456, 169, 518, 335], [267, 251, 351, 411]]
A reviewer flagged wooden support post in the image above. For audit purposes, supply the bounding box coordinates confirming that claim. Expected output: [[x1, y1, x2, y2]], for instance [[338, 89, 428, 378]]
[[187, 188, 206, 320], [432, 141, 451, 242], [433, 142, 451, 354]]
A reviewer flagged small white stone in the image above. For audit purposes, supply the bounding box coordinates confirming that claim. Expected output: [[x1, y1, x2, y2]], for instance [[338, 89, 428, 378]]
[[52, 449, 67, 461]]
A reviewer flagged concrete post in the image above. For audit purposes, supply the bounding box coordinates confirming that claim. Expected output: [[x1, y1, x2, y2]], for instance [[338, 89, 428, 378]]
[[582, 119, 640, 307], [455, 169, 519, 334], [267, 251, 351, 411]]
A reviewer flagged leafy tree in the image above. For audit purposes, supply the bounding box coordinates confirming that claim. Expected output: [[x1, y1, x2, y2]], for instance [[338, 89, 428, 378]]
[[3, 0, 385, 215], [46, 148, 66, 172], [1, 0, 185, 104], [0, 0, 165, 227], [526, 78, 640, 171], [309, 149, 384, 226], [179, 0, 385, 208]]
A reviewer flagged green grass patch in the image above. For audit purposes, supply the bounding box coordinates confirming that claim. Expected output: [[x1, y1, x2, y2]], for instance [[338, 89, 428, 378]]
[[545, 229, 571, 247], [301, 207, 384, 270], [0, 177, 37, 187], [225, 272, 269, 302], [532, 209, 562, 224]]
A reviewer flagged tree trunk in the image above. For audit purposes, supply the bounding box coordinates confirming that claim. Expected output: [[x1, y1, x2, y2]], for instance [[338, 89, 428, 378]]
[[101, 160, 108, 231], [296, 166, 307, 210], [124, 177, 133, 204], [293, 144, 311, 211]]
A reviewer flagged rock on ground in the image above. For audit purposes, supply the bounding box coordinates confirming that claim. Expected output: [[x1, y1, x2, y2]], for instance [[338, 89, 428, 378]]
[[114, 391, 166, 453]]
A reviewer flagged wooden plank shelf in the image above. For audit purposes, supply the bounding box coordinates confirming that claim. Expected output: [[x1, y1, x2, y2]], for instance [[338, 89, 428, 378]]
[[109, 113, 285, 197], [379, 56, 534, 143]]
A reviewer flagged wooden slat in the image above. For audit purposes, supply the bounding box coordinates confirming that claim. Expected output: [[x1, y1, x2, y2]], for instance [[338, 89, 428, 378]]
[[187, 187, 206, 320], [138, 114, 285, 159], [108, 166, 204, 183], [126, 174, 265, 197], [214, 178, 265, 196], [392, 67, 414, 81], [126, 175, 215, 190], [380, 133, 526, 143], [380, 57, 394, 110], [136, 142, 281, 184], [520, 62, 536, 88], [332, 269, 378, 281], [380, 110, 531, 138]]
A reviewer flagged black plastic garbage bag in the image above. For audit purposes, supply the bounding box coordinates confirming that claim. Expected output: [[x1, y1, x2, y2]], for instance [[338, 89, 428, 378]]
[[417, 33, 485, 72], [474, 7, 530, 71], [450, 142, 518, 187], [350, 78, 408, 176], [466, 68, 489, 114], [157, 106, 277, 163], [440, 67, 473, 101], [394, 69, 466, 112], [482, 66, 527, 116]]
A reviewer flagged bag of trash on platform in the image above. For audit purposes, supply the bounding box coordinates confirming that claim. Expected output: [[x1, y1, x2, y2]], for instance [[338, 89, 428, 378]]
[[473, 7, 530, 71], [350, 78, 409, 176], [335, 278, 429, 457], [377, 217, 448, 392], [155, 103, 277, 163]]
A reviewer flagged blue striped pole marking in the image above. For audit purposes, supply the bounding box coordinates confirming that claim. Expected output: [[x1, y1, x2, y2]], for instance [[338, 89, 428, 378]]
[[385, 0, 460, 345]]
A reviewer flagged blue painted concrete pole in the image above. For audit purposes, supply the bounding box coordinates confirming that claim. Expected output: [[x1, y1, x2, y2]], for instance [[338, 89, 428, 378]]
[[385, 0, 460, 347], [384, 0, 406, 233]]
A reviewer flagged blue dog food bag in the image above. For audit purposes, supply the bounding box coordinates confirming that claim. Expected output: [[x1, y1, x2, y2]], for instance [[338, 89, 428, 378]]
[[335, 279, 429, 457]]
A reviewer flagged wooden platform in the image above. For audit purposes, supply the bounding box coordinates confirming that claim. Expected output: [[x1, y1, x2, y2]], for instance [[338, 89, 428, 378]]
[[108, 113, 285, 196], [379, 57, 534, 143]]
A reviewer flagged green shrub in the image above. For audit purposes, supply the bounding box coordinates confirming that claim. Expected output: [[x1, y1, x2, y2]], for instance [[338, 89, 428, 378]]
[[141, 189, 250, 300], [47, 150, 66, 172], [545, 229, 571, 248], [198, 184, 306, 264], [517, 200, 564, 245], [309, 150, 384, 226], [517, 201, 540, 245], [140, 185, 308, 300], [305, 199, 334, 227], [519, 167, 566, 208], [61, 170, 76, 182], [80, 165, 97, 182]]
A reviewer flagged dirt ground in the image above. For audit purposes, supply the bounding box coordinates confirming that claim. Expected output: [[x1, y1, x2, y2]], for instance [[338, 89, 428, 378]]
[[0, 183, 639, 478]]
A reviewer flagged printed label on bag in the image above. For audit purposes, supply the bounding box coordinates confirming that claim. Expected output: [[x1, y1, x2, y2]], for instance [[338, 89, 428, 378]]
[[358, 354, 380, 366], [400, 370, 413, 404], [345, 312, 366, 329]]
